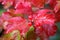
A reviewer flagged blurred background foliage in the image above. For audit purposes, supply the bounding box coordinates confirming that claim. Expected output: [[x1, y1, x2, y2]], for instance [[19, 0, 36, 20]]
[[0, 3, 5, 15], [0, 2, 60, 40]]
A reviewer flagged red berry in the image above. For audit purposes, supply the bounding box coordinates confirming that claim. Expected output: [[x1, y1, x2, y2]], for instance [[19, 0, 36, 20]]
[[28, 22, 32, 26], [2, 0, 15, 9], [1, 12, 11, 21], [45, 0, 57, 8], [3, 17, 31, 36], [54, 1, 60, 22], [31, 0, 45, 8], [28, 15, 33, 21], [14, 2, 32, 15], [34, 9, 57, 37]]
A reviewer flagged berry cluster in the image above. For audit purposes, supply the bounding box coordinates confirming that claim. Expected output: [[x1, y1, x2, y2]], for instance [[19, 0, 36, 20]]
[[0, 0, 59, 40]]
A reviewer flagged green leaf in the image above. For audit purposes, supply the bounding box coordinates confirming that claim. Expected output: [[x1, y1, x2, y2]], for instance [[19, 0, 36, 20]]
[[29, 26, 34, 31], [56, 22, 60, 31], [11, 30, 21, 40], [0, 9, 5, 16], [25, 26, 37, 40], [4, 30, 21, 40]]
